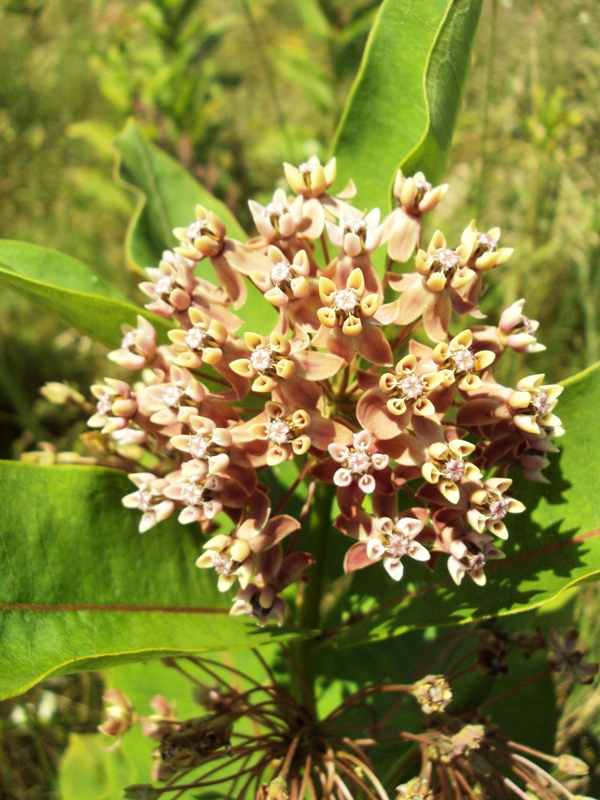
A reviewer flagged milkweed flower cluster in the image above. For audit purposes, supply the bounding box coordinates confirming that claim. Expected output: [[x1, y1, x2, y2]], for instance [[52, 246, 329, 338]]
[[84, 156, 563, 626]]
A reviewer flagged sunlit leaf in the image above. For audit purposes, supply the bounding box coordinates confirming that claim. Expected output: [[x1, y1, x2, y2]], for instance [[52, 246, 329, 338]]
[[331, 0, 483, 215], [329, 362, 600, 647], [0, 462, 312, 700], [0, 240, 170, 349], [115, 120, 276, 334]]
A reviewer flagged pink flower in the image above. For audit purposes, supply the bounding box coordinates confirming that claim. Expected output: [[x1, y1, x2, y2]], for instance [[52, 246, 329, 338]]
[[498, 299, 546, 354], [329, 430, 389, 494], [98, 690, 137, 738], [447, 531, 505, 586], [108, 315, 157, 370], [344, 514, 429, 581], [122, 473, 174, 533], [326, 208, 383, 258], [382, 170, 448, 263]]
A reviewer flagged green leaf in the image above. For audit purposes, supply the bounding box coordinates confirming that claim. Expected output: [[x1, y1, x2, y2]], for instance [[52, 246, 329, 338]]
[[329, 362, 600, 647], [331, 0, 483, 213], [0, 462, 312, 700], [115, 119, 247, 272], [0, 240, 170, 349]]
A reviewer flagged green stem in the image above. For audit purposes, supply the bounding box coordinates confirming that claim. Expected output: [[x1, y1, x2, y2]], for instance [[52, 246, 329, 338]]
[[291, 482, 336, 706]]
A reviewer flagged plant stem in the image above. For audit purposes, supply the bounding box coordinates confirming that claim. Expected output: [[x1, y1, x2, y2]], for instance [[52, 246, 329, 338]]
[[291, 481, 336, 706]]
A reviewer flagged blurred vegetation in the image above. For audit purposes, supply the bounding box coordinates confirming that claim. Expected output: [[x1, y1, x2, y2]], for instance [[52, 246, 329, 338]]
[[0, 0, 599, 796]]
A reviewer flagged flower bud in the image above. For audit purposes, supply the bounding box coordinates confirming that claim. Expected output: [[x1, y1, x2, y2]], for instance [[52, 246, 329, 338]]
[[98, 690, 137, 738], [556, 754, 589, 777], [40, 382, 86, 405]]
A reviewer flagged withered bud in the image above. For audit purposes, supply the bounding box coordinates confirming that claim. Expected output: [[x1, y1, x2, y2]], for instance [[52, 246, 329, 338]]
[[396, 777, 433, 799], [510, 628, 547, 656], [257, 776, 289, 800], [448, 724, 486, 759], [412, 675, 452, 715], [159, 714, 233, 771], [556, 754, 589, 778]]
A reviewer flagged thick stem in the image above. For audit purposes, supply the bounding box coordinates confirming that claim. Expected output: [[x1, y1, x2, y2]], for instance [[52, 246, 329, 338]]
[[291, 482, 336, 706]]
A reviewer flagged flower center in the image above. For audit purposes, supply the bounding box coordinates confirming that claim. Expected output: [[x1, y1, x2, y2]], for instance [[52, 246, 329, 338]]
[[190, 434, 211, 460], [452, 347, 475, 373], [184, 327, 207, 351], [96, 394, 113, 416], [135, 490, 154, 512], [266, 201, 286, 218], [533, 391, 550, 415], [489, 498, 509, 520], [443, 458, 465, 482], [250, 347, 273, 373], [345, 217, 367, 235], [334, 289, 359, 313], [399, 373, 424, 400], [436, 248, 460, 273], [121, 330, 136, 350], [386, 533, 410, 558], [298, 162, 314, 175], [347, 451, 371, 474], [414, 178, 432, 193], [267, 419, 291, 445], [270, 261, 291, 284], [181, 483, 204, 506], [479, 232, 498, 252], [520, 315, 533, 334], [155, 275, 175, 297], [213, 553, 235, 575], [469, 553, 486, 571], [187, 221, 207, 240], [162, 386, 183, 408]]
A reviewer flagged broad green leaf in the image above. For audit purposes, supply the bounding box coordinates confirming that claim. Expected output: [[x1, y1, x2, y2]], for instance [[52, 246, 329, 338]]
[[116, 119, 247, 271], [0, 462, 312, 700], [115, 120, 276, 334], [329, 362, 600, 647], [399, 0, 484, 183], [331, 0, 483, 213], [0, 240, 170, 349]]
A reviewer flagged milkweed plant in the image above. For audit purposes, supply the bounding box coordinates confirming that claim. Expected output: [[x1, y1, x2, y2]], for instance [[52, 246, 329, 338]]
[[3, 2, 600, 799], [69, 152, 595, 800]]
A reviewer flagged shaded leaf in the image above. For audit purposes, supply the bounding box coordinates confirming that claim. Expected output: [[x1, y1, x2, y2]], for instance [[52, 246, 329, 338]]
[[0, 240, 170, 349], [59, 649, 281, 799], [59, 659, 202, 800], [331, 0, 483, 215], [0, 462, 312, 700], [328, 362, 600, 647], [116, 120, 247, 272]]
